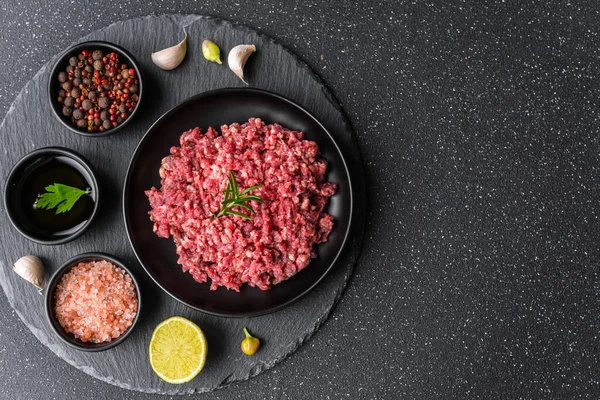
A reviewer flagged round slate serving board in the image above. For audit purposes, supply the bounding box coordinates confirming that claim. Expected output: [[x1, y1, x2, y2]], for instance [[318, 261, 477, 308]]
[[0, 15, 365, 394]]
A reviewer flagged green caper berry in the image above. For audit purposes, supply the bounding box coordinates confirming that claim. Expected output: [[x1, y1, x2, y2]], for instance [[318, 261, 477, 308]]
[[240, 327, 260, 355]]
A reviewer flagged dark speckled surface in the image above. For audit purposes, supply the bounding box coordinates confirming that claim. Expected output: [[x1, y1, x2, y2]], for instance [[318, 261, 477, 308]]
[[1, 1, 600, 399]]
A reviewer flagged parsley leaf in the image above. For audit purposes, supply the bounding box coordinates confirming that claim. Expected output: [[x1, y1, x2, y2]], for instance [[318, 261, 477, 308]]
[[35, 183, 92, 214]]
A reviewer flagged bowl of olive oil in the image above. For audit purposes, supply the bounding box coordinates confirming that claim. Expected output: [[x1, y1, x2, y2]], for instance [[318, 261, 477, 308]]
[[4, 147, 99, 245]]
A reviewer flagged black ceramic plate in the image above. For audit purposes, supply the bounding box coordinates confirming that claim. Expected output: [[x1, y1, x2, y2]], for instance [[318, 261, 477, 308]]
[[123, 88, 352, 317]]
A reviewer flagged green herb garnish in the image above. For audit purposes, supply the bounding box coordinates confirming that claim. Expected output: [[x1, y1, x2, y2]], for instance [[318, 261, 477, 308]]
[[35, 183, 91, 214], [212, 171, 263, 220]]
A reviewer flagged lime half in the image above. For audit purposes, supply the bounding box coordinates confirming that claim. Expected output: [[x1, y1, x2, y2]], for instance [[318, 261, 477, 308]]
[[149, 316, 208, 384]]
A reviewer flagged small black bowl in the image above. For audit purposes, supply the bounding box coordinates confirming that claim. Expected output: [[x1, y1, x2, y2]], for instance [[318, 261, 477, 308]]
[[4, 147, 100, 245], [48, 40, 143, 137], [45, 253, 142, 352]]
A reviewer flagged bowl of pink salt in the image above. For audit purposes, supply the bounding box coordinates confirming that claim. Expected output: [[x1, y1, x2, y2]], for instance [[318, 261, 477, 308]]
[[45, 252, 141, 351]]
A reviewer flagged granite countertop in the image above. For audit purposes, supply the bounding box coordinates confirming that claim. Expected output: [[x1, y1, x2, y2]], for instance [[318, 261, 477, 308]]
[[1, 1, 599, 399]]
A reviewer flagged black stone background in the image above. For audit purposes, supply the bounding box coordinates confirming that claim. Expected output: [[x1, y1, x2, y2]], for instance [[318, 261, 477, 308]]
[[0, 14, 365, 395], [1, 1, 600, 399]]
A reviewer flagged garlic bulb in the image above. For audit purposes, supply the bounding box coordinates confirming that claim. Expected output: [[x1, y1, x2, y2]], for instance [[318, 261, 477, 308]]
[[152, 32, 188, 70], [13, 255, 44, 290], [228, 44, 256, 84]]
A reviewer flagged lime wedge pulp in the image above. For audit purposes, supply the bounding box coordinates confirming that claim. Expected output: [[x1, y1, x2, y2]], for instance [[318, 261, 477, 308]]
[[148, 316, 208, 384]]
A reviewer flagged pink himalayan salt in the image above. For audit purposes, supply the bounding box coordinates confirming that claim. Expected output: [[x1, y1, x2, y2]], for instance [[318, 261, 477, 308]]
[[54, 260, 138, 344]]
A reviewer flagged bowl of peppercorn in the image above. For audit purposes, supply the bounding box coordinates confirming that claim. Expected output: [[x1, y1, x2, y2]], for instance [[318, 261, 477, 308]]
[[48, 41, 143, 137]]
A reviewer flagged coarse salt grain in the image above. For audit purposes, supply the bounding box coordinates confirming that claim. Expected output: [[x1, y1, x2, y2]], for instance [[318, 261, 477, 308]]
[[54, 260, 138, 344]]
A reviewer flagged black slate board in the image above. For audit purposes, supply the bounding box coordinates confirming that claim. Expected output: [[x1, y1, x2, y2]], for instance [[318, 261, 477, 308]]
[[0, 15, 365, 394]]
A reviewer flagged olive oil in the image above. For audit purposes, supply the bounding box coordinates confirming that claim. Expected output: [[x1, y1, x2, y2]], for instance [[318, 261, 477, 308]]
[[20, 156, 95, 236]]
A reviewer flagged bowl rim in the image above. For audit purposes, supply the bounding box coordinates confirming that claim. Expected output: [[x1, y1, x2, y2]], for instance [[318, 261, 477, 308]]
[[3, 146, 100, 245], [44, 252, 142, 352], [47, 40, 143, 138], [123, 87, 354, 317]]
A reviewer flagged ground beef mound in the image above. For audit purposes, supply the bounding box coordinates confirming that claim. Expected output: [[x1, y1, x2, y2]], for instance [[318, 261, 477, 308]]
[[145, 118, 336, 291]]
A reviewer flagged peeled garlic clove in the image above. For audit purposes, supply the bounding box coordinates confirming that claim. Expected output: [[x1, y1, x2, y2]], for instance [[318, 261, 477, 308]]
[[202, 40, 222, 64], [228, 44, 256, 84], [13, 255, 44, 290], [152, 32, 188, 70]]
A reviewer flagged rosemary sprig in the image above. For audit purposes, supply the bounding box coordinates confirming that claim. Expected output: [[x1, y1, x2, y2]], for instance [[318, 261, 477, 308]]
[[212, 171, 263, 220]]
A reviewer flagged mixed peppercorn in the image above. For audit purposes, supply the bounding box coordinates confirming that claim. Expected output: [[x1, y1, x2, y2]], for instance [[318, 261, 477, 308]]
[[56, 49, 139, 133]]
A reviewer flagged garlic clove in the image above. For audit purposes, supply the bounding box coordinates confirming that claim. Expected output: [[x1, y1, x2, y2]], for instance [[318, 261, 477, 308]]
[[13, 255, 44, 290], [152, 32, 188, 70], [228, 44, 256, 84], [202, 40, 222, 64]]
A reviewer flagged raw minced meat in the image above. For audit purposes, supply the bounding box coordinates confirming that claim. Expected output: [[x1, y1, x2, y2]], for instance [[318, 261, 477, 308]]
[[145, 118, 336, 291]]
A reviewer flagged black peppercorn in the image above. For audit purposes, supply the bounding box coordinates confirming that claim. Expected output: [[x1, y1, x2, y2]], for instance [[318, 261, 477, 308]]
[[98, 97, 111, 108], [57, 48, 137, 133], [72, 109, 85, 120], [63, 96, 75, 107]]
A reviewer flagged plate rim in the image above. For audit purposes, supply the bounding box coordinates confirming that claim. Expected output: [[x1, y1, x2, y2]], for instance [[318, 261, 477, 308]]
[[123, 87, 354, 317]]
